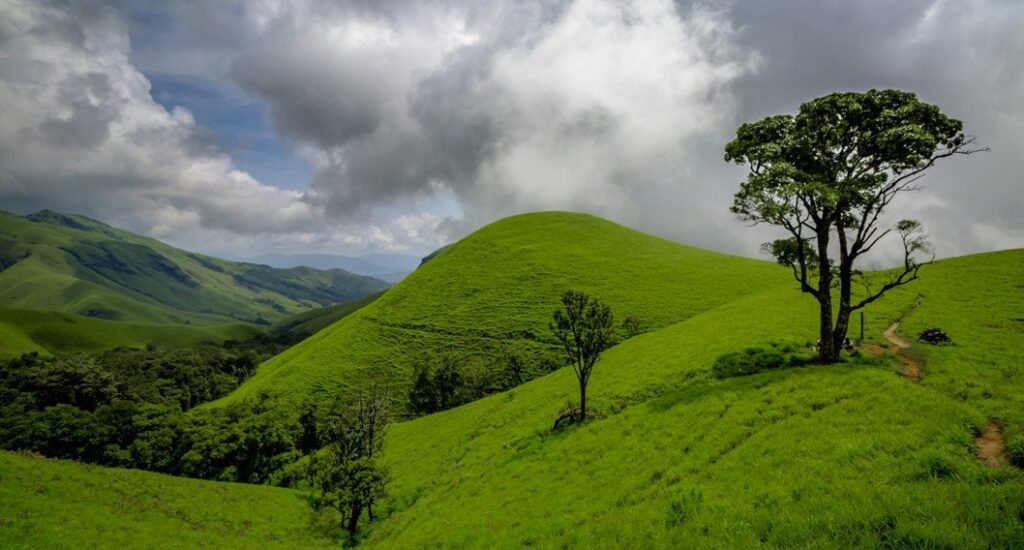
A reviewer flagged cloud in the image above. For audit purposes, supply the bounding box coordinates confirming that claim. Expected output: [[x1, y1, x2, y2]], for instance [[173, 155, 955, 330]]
[[0, 0, 447, 254], [0, 0, 1021, 260]]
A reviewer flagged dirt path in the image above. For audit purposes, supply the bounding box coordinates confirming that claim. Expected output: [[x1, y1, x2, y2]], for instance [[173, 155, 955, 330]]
[[874, 321, 921, 380], [860, 320, 921, 379], [976, 421, 1007, 467], [883, 322, 911, 349]]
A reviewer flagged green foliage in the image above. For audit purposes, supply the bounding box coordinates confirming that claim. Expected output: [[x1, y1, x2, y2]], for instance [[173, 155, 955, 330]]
[[621, 314, 646, 339], [0, 346, 316, 484], [310, 388, 391, 538], [551, 289, 615, 420], [407, 356, 466, 415], [711, 343, 812, 379], [724, 89, 977, 362]]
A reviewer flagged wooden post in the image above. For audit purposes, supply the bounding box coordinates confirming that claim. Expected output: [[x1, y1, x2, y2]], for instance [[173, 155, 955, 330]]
[[860, 312, 865, 341]]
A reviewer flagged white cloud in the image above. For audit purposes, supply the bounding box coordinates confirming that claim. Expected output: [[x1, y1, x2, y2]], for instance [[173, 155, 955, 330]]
[[0, 0, 446, 255]]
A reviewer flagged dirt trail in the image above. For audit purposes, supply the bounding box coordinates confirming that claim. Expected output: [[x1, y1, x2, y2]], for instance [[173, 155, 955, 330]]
[[976, 422, 1007, 467], [865, 321, 921, 380], [883, 322, 911, 349]]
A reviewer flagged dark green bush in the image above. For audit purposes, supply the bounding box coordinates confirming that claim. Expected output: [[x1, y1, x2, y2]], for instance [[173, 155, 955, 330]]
[[1007, 435, 1024, 469], [711, 343, 811, 379]]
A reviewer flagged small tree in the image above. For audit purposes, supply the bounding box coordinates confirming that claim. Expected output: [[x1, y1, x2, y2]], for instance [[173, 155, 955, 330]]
[[550, 290, 614, 421], [503, 348, 525, 388], [724, 89, 982, 363], [310, 384, 390, 540], [407, 356, 464, 415], [621, 315, 644, 339]]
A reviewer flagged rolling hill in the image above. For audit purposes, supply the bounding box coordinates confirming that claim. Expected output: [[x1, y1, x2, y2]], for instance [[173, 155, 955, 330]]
[[0, 451, 334, 549], [212, 212, 789, 407], [0, 209, 389, 355], [1, 212, 1021, 547], [366, 249, 1024, 548]]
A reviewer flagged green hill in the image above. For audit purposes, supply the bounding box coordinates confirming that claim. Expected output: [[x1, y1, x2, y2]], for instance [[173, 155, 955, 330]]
[[0, 451, 334, 549], [0, 209, 389, 356], [366, 248, 1024, 548], [0, 306, 263, 359], [213, 212, 788, 407], [0, 210, 388, 326], [270, 291, 384, 344]]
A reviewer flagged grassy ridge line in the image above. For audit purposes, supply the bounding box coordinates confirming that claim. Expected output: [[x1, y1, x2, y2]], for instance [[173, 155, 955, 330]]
[[0, 210, 389, 327], [0, 306, 263, 359], [0, 451, 334, 549], [364, 251, 1024, 548], [271, 291, 384, 343], [214, 212, 788, 407]]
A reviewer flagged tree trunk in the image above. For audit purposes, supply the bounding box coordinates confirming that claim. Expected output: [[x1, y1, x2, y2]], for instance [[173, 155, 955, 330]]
[[818, 295, 837, 363], [579, 377, 587, 421], [833, 257, 853, 354], [816, 228, 838, 364], [368, 503, 374, 522], [347, 504, 362, 538]]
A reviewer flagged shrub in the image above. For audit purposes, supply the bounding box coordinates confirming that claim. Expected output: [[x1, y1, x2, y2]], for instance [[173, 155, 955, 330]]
[[1007, 435, 1024, 469], [711, 344, 811, 379], [621, 315, 645, 339], [918, 328, 952, 345]]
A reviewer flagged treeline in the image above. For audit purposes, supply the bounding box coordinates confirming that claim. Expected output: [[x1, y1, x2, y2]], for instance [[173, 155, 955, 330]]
[[0, 346, 310, 484]]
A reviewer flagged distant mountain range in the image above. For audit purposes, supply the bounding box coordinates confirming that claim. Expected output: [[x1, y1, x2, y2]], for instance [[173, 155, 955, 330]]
[[0, 209, 390, 330], [244, 253, 422, 283]]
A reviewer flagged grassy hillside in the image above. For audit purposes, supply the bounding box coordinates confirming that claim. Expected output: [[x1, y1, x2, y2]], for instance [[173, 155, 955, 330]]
[[366, 249, 1024, 548], [215, 212, 788, 407], [0, 306, 262, 359], [0, 210, 389, 327], [2, 209, 1020, 547], [0, 451, 334, 549], [270, 291, 384, 344]]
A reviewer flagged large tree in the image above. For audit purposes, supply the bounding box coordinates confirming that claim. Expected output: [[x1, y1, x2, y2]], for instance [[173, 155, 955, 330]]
[[724, 89, 982, 363]]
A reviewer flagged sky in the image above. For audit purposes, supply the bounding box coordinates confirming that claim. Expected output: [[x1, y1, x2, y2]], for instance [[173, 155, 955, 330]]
[[0, 0, 1021, 262]]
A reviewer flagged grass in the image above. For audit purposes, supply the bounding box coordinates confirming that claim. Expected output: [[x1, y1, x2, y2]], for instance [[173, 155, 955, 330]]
[[0, 306, 263, 359], [361, 249, 1024, 548], [214, 212, 786, 406], [270, 291, 384, 343], [0, 451, 334, 549]]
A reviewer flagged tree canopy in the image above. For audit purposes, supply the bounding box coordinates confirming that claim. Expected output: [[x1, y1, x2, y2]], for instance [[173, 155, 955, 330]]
[[725, 89, 982, 362]]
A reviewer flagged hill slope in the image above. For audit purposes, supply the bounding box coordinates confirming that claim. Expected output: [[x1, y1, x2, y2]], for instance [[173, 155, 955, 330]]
[[0, 210, 390, 356], [0, 210, 389, 327], [214, 212, 788, 407], [0, 306, 263, 359], [0, 451, 333, 549], [367, 249, 1024, 548]]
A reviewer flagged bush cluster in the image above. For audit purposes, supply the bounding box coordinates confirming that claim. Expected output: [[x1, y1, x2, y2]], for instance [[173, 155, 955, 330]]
[[711, 343, 811, 379]]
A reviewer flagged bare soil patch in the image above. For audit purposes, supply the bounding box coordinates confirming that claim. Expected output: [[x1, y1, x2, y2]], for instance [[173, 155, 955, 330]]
[[976, 421, 1007, 467]]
